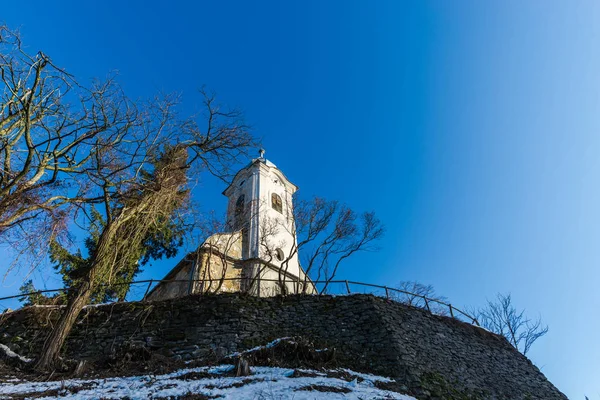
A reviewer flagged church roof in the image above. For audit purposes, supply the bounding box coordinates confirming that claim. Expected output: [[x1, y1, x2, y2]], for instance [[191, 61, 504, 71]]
[[222, 155, 297, 196]]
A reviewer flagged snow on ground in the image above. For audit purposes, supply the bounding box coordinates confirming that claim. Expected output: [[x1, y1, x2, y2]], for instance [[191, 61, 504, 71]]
[[338, 369, 395, 384], [0, 365, 416, 399], [226, 337, 293, 358], [0, 344, 31, 363]]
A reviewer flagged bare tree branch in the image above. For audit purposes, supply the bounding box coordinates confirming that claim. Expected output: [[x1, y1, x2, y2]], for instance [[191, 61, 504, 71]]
[[470, 293, 549, 355], [392, 281, 449, 316]]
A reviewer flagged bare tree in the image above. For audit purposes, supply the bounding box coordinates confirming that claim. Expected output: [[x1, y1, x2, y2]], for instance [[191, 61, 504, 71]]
[[183, 196, 384, 297], [33, 87, 254, 369], [0, 25, 254, 370], [185, 88, 255, 182], [392, 281, 449, 316], [470, 293, 548, 355], [296, 198, 384, 294], [195, 200, 286, 296], [0, 44, 257, 371], [193, 213, 246, 294], [0, 26, 141, 269], [34, 145, 190, 369], [251, 197, 384, 294]]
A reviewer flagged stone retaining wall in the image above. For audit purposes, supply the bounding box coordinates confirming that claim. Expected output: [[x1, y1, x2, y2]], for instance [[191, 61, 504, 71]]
[[0, 294, 566, 399]]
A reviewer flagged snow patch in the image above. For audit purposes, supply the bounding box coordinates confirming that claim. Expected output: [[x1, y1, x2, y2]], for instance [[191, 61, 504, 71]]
[[0, 365, 416, 400], [0, 343, 32, 363], [339, 368, 395, 383], [226, 336, 294, 357]]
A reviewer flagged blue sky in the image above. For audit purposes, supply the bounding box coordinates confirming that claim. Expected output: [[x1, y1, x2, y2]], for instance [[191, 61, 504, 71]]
[[1, 1, 599, 397]]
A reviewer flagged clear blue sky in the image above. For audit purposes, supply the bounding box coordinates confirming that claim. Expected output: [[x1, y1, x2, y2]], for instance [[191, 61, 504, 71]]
[[1, 1, 599, 397]]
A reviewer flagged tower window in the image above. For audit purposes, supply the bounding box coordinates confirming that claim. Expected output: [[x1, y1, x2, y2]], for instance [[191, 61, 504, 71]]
[[271, 193, 283, 213], [275, 248, 285, 261], [235, 194, 245, 216]]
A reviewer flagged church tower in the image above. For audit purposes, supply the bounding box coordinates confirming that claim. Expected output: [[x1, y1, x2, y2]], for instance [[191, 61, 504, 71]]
[[146, 150, 314, 301], [222, 150, 308, 295]]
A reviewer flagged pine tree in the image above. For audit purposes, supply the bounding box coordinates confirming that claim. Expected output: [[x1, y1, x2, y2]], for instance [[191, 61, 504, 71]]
[[34, 145, 190, 370], [47, 201, 185, 304]]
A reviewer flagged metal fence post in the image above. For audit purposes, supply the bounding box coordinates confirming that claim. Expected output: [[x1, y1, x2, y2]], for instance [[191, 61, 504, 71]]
[[0, 278, 483, 329], [187, 260, 197, 295], [424, 297, 431, 312], [143, 279, 153, 300]]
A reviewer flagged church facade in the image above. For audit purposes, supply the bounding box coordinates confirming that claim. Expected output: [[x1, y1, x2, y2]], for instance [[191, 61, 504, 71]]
[[146, 151, 315, 300]]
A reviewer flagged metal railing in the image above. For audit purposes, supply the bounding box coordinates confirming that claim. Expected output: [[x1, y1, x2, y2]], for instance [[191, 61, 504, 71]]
[[0, 277, 479, 326]]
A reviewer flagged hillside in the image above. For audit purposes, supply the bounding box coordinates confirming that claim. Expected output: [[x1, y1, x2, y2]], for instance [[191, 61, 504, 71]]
[[1, 363, 414, 399], [0, 294, 566, 399]]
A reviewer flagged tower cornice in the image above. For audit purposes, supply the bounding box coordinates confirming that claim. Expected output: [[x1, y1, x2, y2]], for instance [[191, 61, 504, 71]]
[[223, 158, 298, 197]]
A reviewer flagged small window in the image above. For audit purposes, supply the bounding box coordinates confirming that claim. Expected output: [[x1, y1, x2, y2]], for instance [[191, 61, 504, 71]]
[[235, 195, 245, 216], [271, 193, 283, 213], [275, 248, 285, 261], [239, 180, 245, 186]]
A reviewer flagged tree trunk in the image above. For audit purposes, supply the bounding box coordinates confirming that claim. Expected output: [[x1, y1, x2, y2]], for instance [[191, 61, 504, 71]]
[[235, 356, 251, 376], [34, 221, 117, 371], [33, 148, 188, 371], [34, 282, 93, 370]]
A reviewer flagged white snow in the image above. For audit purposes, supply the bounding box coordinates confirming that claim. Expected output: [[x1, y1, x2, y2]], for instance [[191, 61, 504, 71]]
[[226, 337, 294, 358], [2, 303, 112, 316], [0, 344, 31, 363], [0, 365, 416, 400], [339, 368, 395, 383], [25, 304, 62, 310]]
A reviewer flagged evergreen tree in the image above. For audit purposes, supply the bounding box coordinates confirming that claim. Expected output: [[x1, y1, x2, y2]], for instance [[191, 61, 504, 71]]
[[18, 280, 66, 306], [47, 196, 186, 304]]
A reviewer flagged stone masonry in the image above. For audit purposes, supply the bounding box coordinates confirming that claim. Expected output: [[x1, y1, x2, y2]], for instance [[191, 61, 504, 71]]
[[0, 294, 566, 399]]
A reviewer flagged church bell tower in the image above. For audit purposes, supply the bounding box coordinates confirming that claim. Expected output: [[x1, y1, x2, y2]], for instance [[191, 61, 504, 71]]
[[222, 150, 306, 294]]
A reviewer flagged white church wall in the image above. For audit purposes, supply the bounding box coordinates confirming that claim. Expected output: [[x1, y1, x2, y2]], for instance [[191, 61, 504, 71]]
[[254, 163, 302, 278], [148, 154, 316, 299]]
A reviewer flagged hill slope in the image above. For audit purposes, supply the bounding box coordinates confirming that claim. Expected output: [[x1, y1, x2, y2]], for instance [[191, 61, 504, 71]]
[[0, 294, 566, 399]]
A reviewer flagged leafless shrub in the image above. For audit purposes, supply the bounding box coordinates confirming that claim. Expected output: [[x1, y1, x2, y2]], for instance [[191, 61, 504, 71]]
[[469, 293, 548, 355], [391, 281, 449, 316]]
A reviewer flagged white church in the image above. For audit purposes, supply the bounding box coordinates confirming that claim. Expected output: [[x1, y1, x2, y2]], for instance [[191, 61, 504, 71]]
[[146, 150, 316, 300]]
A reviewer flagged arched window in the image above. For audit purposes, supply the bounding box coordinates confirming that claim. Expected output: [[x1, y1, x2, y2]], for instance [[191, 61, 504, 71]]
[[275, 248, 285, 261], [271, 193, 283, 213], [235, 195, 245, 216]]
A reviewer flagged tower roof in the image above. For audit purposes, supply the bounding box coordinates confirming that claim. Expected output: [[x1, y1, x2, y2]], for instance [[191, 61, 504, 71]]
[[222, 153, 297, 196]]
